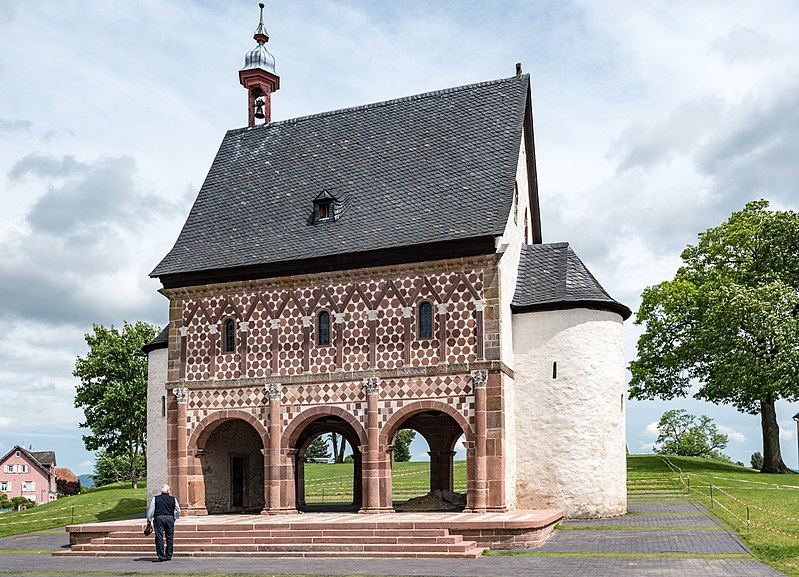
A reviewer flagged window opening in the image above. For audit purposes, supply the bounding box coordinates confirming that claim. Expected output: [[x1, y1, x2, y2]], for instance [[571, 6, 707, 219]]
[[418, 302, 433, 339], [318, 311, 331, 345], [317, 201, 331, 220], [514, 182, 519, 224], [161, 395, 166, 418], [224, 319, 236, 353], [552, 362, 557, 379]]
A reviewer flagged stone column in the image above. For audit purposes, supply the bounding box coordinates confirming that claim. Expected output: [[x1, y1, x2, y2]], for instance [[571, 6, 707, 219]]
[[238, 321, 249, 376], [429, 450, 456, 493], [437, 302, 448, 360], [361, 377, 382, 513], [367, 310, 378, 369], [334, 312, 345, 369], [474, 301, 485, 359], [178, 326, 188, 379], [208, 324, 218, 376], [264, 383, 284, 514], [301, 316, 311, 373], [173, 387, 189, 511], [401, 306, 412, 366], [269, 318, 280, 374], [471, 370, 488, 512]]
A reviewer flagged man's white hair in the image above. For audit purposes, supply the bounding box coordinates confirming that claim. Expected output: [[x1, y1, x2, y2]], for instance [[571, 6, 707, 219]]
[[160, 483, 171, 493]]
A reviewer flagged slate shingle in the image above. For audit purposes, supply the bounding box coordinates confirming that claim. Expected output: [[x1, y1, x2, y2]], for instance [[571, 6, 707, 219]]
[[512, 243, 631, 319], [142, 327, 169, 354], [151, 75, 530, 278]]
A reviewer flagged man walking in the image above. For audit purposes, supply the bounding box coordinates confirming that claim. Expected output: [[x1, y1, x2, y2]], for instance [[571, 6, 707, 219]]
[[147, 484, 180, 561]]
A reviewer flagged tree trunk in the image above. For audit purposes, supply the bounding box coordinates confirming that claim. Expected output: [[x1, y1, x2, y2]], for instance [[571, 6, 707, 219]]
[[760, 397, 791, 474], [337, 439, 346, 463], [130, 444, 138, 489], [329, 433, 339, 463]]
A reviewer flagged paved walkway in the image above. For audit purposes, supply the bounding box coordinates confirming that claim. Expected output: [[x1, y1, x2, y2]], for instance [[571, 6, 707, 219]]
[[0, 500, 787, 577]]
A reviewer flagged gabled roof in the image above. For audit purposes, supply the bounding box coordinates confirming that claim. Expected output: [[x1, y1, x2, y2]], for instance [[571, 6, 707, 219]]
[[54, 467, 78, 483], [152, 75, 538, 286], [0, 445, 55, 478], [30, 451, 55, 468], [512, 243, 631, 319]]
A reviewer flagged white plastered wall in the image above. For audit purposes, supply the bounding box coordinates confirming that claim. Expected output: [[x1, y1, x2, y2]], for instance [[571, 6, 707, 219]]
[[146, 347, 168, 498], [512, 308, 626, 518]]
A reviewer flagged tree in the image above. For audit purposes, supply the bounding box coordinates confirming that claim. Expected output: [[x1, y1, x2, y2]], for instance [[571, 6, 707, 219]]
[[74, 321, 160, 488], [327, 433, 347, 463], [305, 436, 331, 462], [56, 478, 81, 497], [751, 451, 764, 470], [393, 429, 417, 462], [652, 409, 729, 461], [93, 449, 147, 487], [630, 200, 799, 473]]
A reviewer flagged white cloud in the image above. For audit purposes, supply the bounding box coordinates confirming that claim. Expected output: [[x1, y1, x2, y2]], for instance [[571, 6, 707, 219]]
[[643, 421, 660, 438], [717, 425, 748, 443], [0, 416, 16, 429]]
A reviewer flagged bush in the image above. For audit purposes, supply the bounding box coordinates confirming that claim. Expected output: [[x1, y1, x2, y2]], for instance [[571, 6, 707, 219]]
[[57, 478, 81, 497], [751, 451, 764, 470], [10, 496, 35, 510]]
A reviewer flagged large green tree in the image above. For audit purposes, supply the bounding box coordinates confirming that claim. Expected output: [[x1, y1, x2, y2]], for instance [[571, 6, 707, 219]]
[[305, 436, 331, 461], [74, 321, 160, 488], [653, 409, 729, 461], [630, 200, 799, 473]]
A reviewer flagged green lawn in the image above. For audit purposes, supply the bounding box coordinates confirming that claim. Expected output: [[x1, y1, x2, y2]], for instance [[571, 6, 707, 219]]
[[628, 454, 799, 577], [0, 482, 146, 538], [302, 460, 467, 503]]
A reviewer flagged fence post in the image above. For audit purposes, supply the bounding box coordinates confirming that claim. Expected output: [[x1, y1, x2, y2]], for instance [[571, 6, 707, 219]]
[[746, 506, 750, 535], [709, 483, 713, 509], [687, 475, 690, 494], [322, 488, 325, 504], [71, 505, 74, 525]]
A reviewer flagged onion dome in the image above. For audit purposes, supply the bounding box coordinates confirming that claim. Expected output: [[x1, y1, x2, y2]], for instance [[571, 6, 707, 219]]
[[241, 3, 275, 73]]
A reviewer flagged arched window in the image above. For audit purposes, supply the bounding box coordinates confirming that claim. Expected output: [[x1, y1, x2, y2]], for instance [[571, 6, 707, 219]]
[[318, 311, 331, 345], [224, 319, 236, 353], [418, 302, 433, 339]]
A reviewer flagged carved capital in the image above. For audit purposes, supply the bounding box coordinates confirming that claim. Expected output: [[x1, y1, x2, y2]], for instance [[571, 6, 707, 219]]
[[363, 377, 380, 395], [267, 383, 282, 401], [174, 387, 188, 403], [436, 303, 448, 315], [474, 300, 485, 312], [208, 324, 218, 335], [333, 312, 345, 323], [239, 321, 249, 332], [301, 316, 312, 328], [401, 306, 413, 318], [178, 326, 188, 337], [270, 318, 280, 330], [367, 310, 378, 321], [470, 370, 488, 389]]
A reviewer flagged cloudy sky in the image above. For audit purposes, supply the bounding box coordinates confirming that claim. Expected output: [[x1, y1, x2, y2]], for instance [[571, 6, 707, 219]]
[[1, 0, 798, 475]]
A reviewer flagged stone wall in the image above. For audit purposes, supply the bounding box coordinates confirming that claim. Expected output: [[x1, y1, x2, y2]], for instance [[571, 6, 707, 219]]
[[511, 308, 626, 518], [146, 347, 168, 498]]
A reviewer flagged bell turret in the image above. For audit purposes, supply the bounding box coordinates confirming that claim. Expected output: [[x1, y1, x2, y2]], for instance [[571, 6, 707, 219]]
[[239, 3, 280, 127]]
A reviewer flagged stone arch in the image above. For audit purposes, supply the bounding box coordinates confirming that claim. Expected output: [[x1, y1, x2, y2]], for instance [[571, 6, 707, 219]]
[[282, 406, 367, 512], [380, 400, 473, 447], [380, 400, 473, 511], [189, 409, 269, 453], [283, 405, 367, 450]]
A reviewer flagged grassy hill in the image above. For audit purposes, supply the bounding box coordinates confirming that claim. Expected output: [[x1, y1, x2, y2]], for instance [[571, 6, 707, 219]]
[[0, 482, 145, 538]]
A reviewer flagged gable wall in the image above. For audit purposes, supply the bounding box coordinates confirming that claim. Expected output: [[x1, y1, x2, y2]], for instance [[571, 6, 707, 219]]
[[0, 450, 54, 503]]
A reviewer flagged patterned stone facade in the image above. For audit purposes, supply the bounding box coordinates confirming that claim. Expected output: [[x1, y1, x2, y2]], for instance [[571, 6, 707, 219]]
[[161, 255, 510, 515]]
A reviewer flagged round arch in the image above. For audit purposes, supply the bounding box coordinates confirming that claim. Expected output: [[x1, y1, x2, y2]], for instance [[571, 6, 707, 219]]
[[380, 400, 473, 447], [189, 409, 269, 453], [283, 405, 368, 450]]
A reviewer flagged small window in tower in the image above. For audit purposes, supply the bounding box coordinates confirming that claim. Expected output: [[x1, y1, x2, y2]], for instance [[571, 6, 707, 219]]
[[224, 319, 236, 353], [418, 302, 433, 339], [318, 311, 331, 345], [514, 182, 519, 224], [161, 395, 166, 418]]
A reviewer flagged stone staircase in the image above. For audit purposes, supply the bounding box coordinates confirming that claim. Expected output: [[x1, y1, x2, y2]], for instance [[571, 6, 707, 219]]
[[55, 525, 485, 558]]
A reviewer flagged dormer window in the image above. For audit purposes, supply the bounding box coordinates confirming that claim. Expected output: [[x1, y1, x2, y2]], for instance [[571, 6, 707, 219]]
[[310, 189, 349, 224], [317, 201, 331, 221]]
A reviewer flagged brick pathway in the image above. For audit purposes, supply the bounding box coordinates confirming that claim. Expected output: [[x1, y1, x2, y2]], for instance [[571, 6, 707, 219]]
[[0, 502, 788, 576]]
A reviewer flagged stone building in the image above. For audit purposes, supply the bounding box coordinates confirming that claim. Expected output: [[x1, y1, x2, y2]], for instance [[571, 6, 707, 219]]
[[145, 8, 630, 519]]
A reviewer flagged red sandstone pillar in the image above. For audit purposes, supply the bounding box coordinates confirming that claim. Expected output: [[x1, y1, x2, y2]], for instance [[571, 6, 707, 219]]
[[174, 387, 189, 511], [437, 303, 447, 360], [471, 370, 488, 512], [265, 383, 284, 514], [474, 301, 485, 359], [362, 377, 381, 513]]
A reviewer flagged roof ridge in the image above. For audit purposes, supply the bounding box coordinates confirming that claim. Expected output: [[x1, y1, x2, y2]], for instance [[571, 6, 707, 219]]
[[231, 74, 529, 133]]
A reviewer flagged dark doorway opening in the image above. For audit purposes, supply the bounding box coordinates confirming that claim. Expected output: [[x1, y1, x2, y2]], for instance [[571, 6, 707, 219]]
[[231, 455, 247, 508]]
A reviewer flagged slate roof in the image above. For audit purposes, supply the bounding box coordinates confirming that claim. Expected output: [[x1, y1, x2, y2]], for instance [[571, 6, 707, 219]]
[[142, 327, 169, 354], [512, 243, 631, 319], [152, 75, 531, 279], [29, 451, 56, 468]]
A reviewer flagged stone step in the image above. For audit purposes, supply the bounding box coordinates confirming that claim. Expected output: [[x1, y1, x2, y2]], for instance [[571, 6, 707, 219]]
[[73, 540, 478, 553], [54, 548, 486, 559], [94, 534, 464, 545], [106, 527, 451, 539]]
